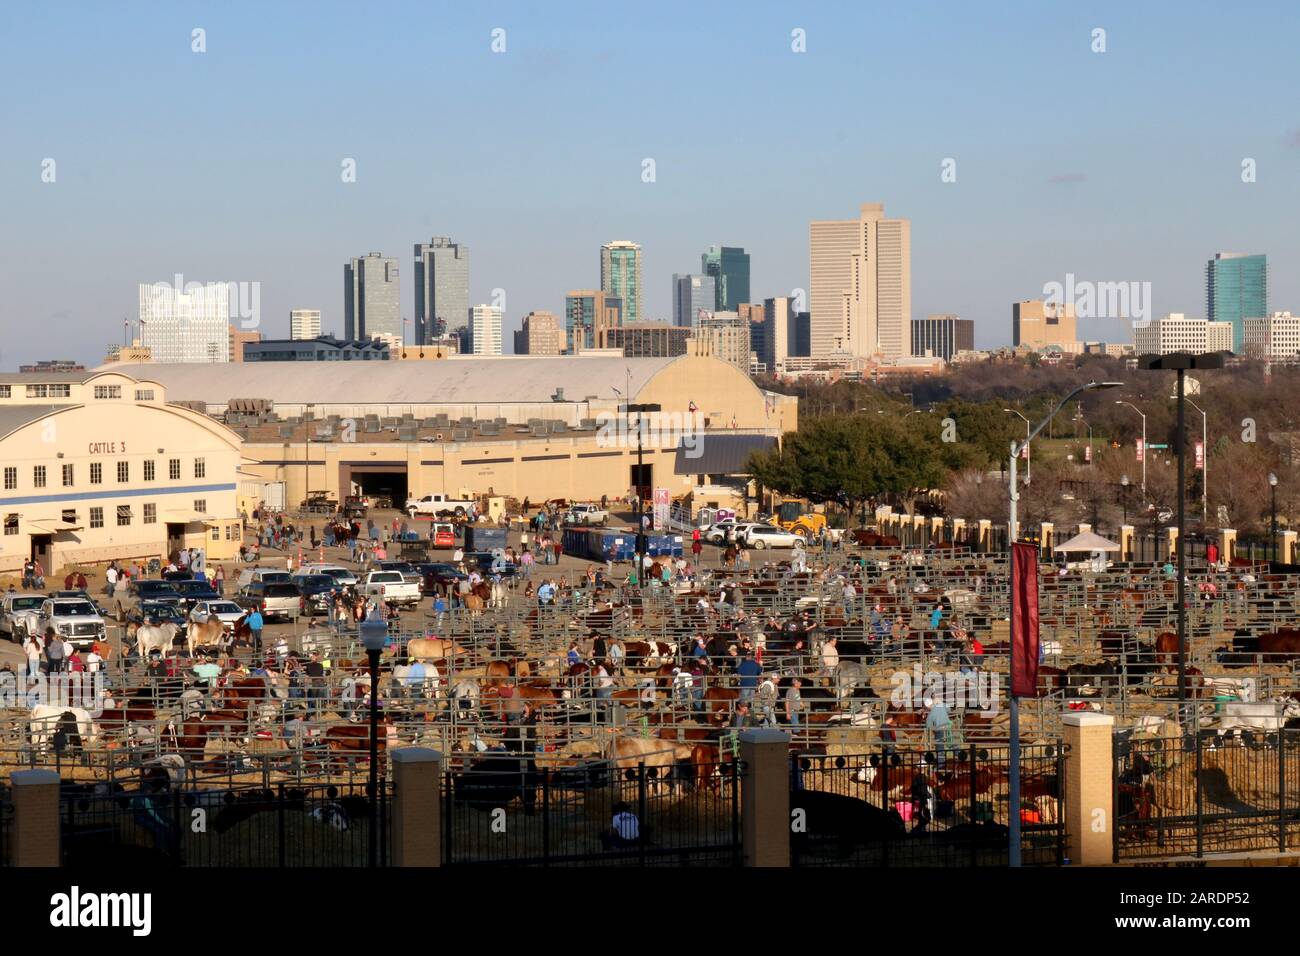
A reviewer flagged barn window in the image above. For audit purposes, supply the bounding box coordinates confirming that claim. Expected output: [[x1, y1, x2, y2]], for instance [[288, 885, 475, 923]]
[[116, 505, 132, 527], [3, 515, 16, 536], [143, 503, 156, 525], [33, 465, 46, 488], [89, 507, 103, 529]]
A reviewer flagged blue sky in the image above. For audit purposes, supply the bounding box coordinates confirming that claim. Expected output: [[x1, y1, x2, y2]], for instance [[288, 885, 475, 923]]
[[2, 0, 1298, 363]]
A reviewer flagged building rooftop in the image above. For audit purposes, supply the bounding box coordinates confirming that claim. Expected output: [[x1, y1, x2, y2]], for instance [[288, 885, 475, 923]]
[[0, 405, 73, 439], [107, 355, 682, 405]]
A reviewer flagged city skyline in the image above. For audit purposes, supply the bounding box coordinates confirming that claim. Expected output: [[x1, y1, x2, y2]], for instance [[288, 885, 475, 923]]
[[5, 3, 1299, 366]]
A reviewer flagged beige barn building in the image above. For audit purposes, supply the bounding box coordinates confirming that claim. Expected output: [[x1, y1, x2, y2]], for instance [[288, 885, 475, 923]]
[[111, 354, 796, 510], [0, 368, 244, 574]]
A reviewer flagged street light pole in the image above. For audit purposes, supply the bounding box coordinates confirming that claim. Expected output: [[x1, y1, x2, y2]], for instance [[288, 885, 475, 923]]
[[1183, 396, 1208, 526], [1008, 379, 1123, 868], [1004, 409, 1030, 483], [359, 618, 387, 867], [1115, 401, 1146, 503], [623, 403, 662, 585], [1270, 473, 1278, 563]]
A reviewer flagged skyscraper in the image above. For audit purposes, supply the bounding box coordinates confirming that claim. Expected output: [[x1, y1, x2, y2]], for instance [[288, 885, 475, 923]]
[[809, 202, 911, 359], [600, 241, 642, 326], [1206, 252, 1267, 351], [138, 280, 231, 363], [761, 296, 799, 369], [470, 304, 503, 355], [701, 245, 750, 311], [564, 291, 622, 350], [289, 309, 321, 340], [344, 253, 401, 342], [672, 274, 716, 328], [513, 310, 563, 355], [414, 237, 469, 345]]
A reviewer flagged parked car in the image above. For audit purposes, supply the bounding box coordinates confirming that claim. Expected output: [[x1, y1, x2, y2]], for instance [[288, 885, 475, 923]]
[[162, 570, 195, 582], [235, 567, 293, 590], [360, 571, 421, 608], [416, 562, 467, 592], [235, 581, 303, 622], [130, 600, 189, 627], [377, 561, 424, 590], [704, 519, 741, 545], [406, 494, 477, 519], [300, 564, 359, 591], [118, 580, 184, 621], [292, 574, 339, 616], [0, 593, 46, 642], [190, 600, 246, 632], [566, 504, 609, 526], [36, 597, 108, 651], [737, 524, 804, 549], [169, 579, 222, 611]]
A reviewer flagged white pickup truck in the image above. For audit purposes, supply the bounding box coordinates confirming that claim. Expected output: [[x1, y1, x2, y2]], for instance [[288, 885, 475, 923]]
[[36, 597, 109, 651], [565, 504, 609, 526], [406, 494, 477, 519], [360, 570, 422, 608]]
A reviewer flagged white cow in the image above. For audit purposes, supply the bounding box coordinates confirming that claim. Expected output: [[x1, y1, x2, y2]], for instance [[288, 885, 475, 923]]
[[136, 622, 180, 658], [1217, 699, 1300, 734]]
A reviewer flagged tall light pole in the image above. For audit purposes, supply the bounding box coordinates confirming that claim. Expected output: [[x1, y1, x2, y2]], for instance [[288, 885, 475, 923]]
[[359, 618, 387, 867], [1180, 395, 1209, 526], [1004, 409, 1030, 483], [1008, 379, 1123, 867], [1115, 401, 1146, 502], [1269, 473, 1279, 562], [623, 402, 662, 584]]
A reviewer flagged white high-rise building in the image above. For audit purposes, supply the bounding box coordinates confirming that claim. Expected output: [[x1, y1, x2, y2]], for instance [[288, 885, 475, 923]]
[[1243, 312, 1300, 362], [470, 304, 503, 356], [290, 309, 321, 340], [138, 280, 231, 363], [1133, 313, 1234, 355], [809, 202, 911, 360]]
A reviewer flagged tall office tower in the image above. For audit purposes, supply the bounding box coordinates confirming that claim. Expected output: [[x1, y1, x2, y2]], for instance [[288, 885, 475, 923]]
[[600, 241, 642, 326], [1013, 300, 1079, 352], [701, 245, 751, 312], [414, 237, 469, 345], [809, 202, 911, 359], [672, 274, 716, 328], [344, 253, 401, 342], [792, 311, 811, 356], [690, 311, 751, 372], [289, 309, 321, 340], [138, 280, 232, 363], [1206, 252, 1267, 351], [738, 303, 771, 371], [762, 296, 801, 368], [470, 304, 503, 355], [564, 290, 622, 350], [911, 314, 975, 363], [513, 310, 564, 355]]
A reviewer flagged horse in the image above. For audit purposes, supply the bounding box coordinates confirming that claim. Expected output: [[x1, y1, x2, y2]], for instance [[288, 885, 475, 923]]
[[187, 616, 226, 657], [607, 734, 694, 793], [690, 742, 737, 792]]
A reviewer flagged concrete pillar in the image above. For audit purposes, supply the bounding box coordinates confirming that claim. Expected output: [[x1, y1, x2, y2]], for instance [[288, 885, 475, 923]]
[[929, 516, 943, 543], [1120, 525, 1135, 562], [11, 769, 60, 867], [1040, 521, 1054, 552], [1078, 523, 1091, 536], [1220, 528, 1236, 563], [1062, 712, 1114, 866], [952, 517, 966, 546], [390, 747, 442, 867], [978, 519, 992, 550], [1284, 531, 1298, 565], [739, 729, 790, 867], [1166, 526, 1179, 561]]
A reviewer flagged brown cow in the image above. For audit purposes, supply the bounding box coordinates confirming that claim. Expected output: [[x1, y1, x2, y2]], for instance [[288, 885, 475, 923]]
[[690, 743, 736, 792], [1259, 630, 1300, 657]]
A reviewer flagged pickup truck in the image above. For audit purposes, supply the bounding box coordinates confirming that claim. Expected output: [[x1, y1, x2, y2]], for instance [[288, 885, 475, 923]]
[[0, 593, 46, 642], [406, 494, 477, 519], [360, 570, 422, 607], [565, 504, 609, 527], [36, 597, 109, 651], [235, 581, 303, 623]]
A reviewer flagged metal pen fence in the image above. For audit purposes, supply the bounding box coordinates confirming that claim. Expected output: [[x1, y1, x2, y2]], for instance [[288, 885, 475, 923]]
[[789, 743, 1064, 867], [1114, 730, 1300, 860], [443, 754, 740, 866], [59, 780, 390, 867]]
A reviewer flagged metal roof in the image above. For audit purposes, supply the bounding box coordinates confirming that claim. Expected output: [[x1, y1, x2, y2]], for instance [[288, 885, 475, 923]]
[[108, 356, 682, 405], [674, 433, 776, 476], [0, 405, 72, 440]]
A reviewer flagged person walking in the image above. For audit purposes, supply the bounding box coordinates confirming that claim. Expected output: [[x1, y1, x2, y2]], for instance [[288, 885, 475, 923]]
[[43, 626, 66, 674], [246, 607, 265, 654], [784, 677, 804, 728]]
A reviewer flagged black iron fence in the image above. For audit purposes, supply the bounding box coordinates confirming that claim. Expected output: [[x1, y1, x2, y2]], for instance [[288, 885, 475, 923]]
[[60, 781, 390, 866], [790, 744, 1065, 867], [443, 753, 741, 866], [1114, 730, 1300, 860]]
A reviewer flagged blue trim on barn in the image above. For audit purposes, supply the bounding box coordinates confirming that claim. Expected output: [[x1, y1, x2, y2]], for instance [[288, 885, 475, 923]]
[[0, 482, 237, 507]]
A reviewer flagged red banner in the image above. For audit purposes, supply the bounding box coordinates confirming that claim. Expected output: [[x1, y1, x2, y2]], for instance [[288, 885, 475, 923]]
[[1194, 441, 1204, 471], [1135, 438, 1144, 463], [1011, 541, 1040, 698]]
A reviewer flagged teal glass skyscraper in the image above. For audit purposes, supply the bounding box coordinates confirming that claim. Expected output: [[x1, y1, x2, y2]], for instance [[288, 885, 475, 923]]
[[702, 245, 750, 311], [1206, 252, 1267, 351]]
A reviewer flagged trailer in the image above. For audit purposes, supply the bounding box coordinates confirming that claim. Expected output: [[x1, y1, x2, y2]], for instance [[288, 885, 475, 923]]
[[464, 526, 507, 552]]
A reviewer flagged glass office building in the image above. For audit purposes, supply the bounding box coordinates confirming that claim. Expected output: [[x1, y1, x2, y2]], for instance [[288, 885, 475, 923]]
[[1206, 252, 1267, 351]]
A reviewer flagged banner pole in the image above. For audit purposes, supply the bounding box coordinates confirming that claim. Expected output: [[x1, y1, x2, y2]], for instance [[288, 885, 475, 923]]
[[1009, 442, 1021, 867]]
